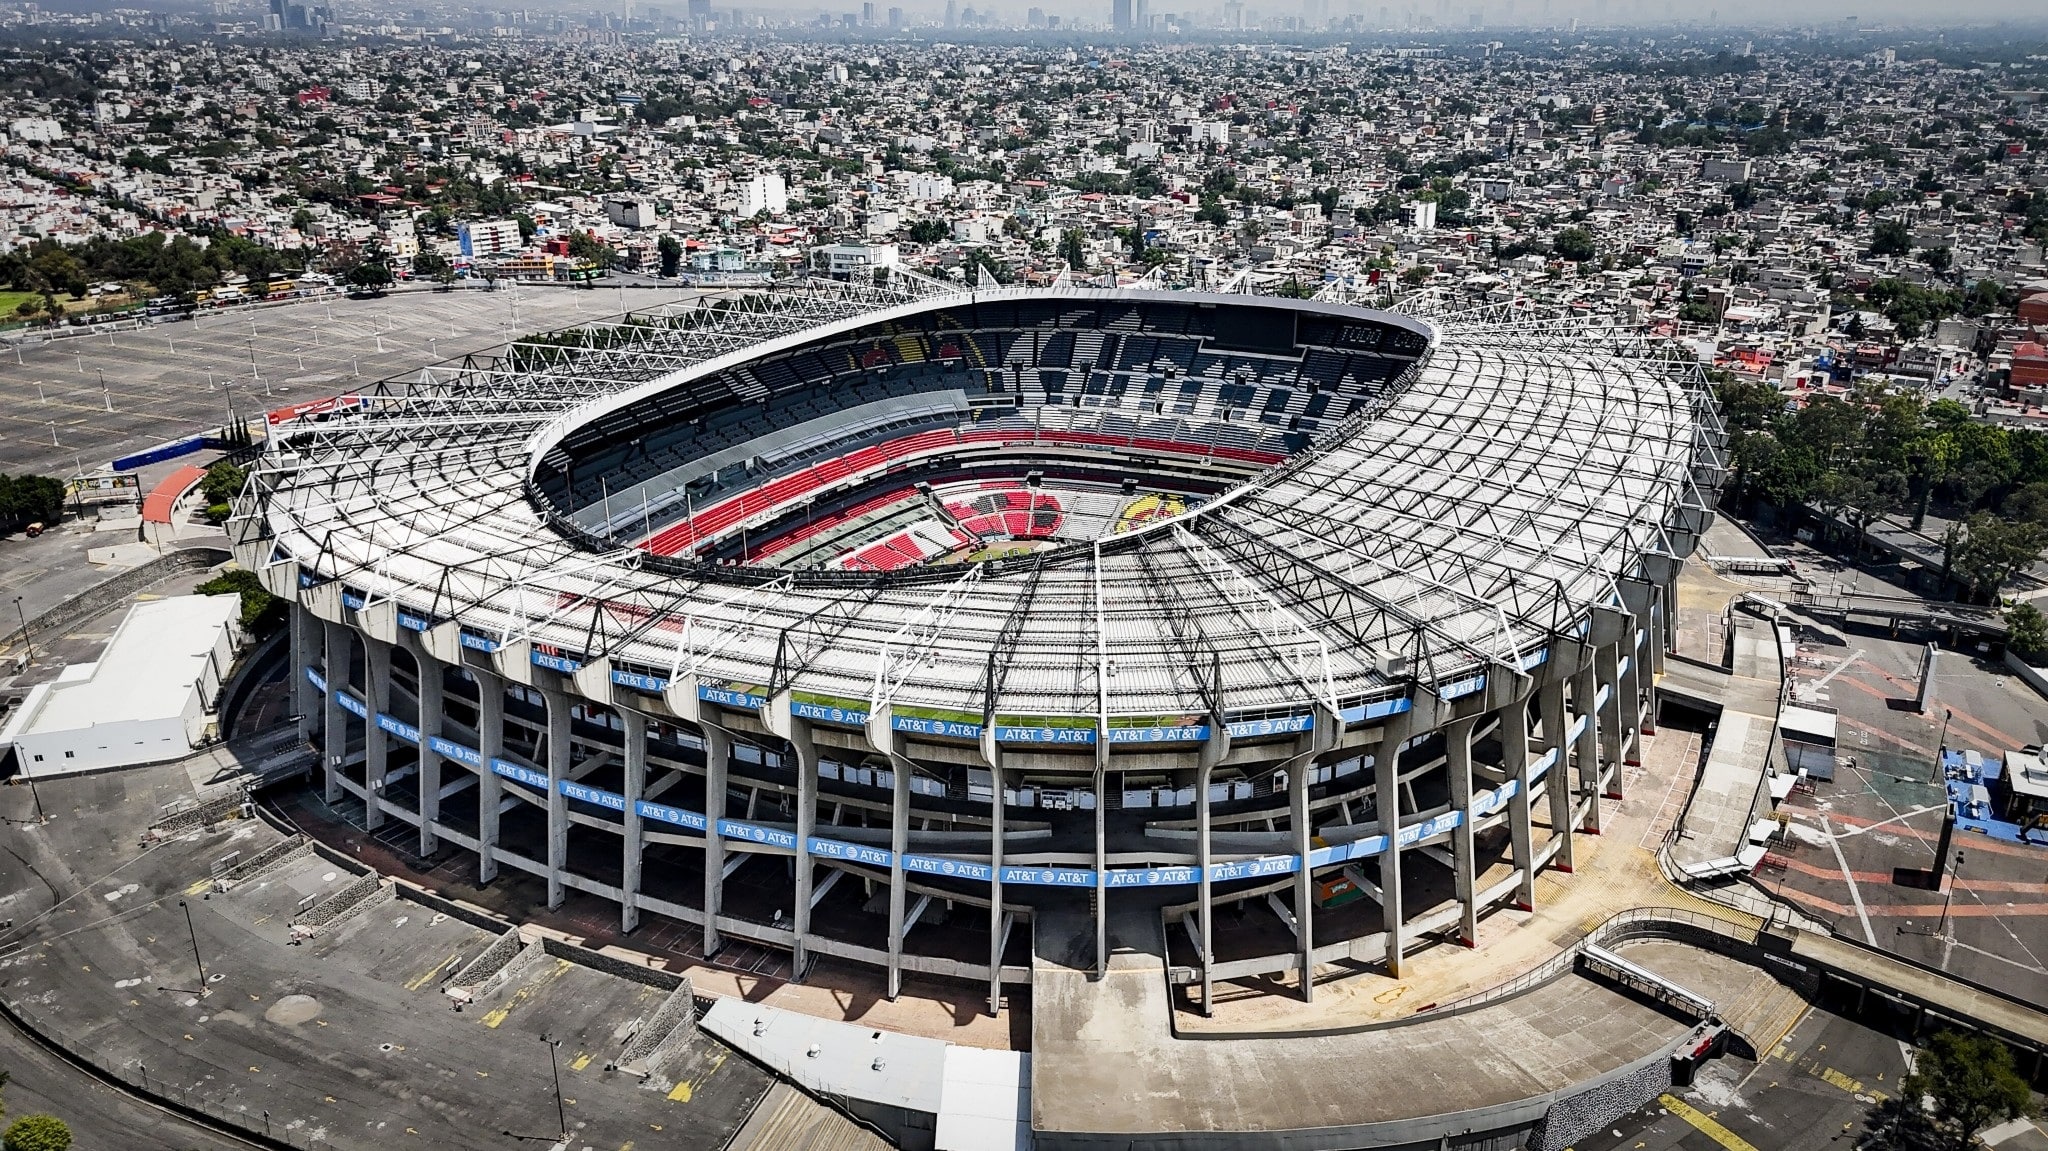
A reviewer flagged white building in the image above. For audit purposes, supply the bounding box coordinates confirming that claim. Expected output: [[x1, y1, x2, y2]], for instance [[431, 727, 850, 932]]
[[3, 595, 241, 777], [605, 196, 658, 229], [1406, 200, 1438, 232], [459, 219, 524, 258], [739, 173, 788, 218], [7, 117, 63, 143], [813, 242, 899, 279]]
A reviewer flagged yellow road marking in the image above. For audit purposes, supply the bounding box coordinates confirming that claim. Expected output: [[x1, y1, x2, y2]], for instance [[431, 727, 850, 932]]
[[185, 879, 213, 896], [571, 1052, 593, 1072], [665, 1081, 691, 1103], [405, 952, 461, 992], [482, 960, 573, 1029], [1659, 1094, 1758, 1151]]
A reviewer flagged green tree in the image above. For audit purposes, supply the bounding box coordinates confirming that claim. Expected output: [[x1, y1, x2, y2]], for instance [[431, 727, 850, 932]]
[[1058, 228, 1087, 271], [413, 250, 451, 279], [1870, 218, 1913, 257], [656, 234, 683, 278], [1, 1114, 71, 1151], [906, 219, 949, 245], [2008, 602, 2048, 661], [199, 460, 247, 522], [0, 474, 67, 531], [196, 568, 286, 637], [1553, 227, 1595, 263], [1946, 514, 2048, 603], [345, 260, 393, 293], [1901, 1031, 2033, 1151]]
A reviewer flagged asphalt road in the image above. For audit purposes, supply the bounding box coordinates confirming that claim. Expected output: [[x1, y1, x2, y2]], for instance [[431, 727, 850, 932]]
[[0, 996, 254, 1151]]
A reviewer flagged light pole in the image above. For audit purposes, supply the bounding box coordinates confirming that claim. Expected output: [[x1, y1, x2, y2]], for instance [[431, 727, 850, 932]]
[[1931, 708, 1953, 784], [544, 1035, 567, 1141], [157, 898, 210, 997], [12, 596, 32, 665]]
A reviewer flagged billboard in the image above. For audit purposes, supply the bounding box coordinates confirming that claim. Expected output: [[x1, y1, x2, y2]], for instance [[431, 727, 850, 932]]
[[266, 394, 368, 427], [67, 473, 142, 505]]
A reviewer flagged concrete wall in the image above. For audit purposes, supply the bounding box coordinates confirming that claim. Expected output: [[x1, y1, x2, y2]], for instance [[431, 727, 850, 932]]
[[2006, 650, 2048, 701], [14, 710, 193, 777]]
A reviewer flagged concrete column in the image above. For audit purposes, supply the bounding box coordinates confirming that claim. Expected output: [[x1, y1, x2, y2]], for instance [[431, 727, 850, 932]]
[[1571, 665, 1602, 835], [1195, 760, 1216, 1016], [886, 752, 911, 1000], [543, 689, 571, 910], [413, 643, 444, 858], [1289, 754, 1315, 1001], [1093, 764, 1108, 979], [320, 619, 349, 804], [1446, 715, 1479, 947], [1537, 677, 1573, 874], [363, 641, 391, 831], [475, 668, 505, 885], [1594, 641, 1624, 797], [987, 762, 1005, 1018], [290, 603, 317, 748], [702, 725, 730, 957], [1618, 638, 1645, 766], [1373, 710, 1413, 977], [789, 722, 818, 980], [1497, 699, 1536, 910], [620, 710, 647, 934]]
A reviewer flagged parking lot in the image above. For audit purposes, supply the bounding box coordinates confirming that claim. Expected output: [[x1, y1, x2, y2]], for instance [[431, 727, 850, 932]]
[[0, 283, 683, 479]]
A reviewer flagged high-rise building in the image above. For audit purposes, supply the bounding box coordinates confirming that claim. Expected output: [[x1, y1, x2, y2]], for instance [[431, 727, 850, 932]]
[[1135, 0, 1148, 27], [1026, 4, 1043, 22], [888, 5, 903, 23], [1112, 0, 1132, 28], [944, 0, 956, 24]]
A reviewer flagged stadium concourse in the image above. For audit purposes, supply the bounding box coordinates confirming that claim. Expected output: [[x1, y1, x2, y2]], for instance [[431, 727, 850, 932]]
[[229, 278, 1725, 1053]]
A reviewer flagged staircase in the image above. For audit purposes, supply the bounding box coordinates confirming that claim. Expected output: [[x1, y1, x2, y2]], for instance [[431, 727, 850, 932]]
[[728, 1082, 892, 1151]]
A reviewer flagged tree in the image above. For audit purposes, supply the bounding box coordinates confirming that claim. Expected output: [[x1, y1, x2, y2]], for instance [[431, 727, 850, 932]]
[[1, 1114, 71, 1151], [345, 260, 393, 294], [656, 234, 683, 278], [413, 250, 450, 279], [1946, 513, 2047, 603], [1871, 218, 1914, 257], [906, 219, 949, 245], [1058, 228, 1087, 271], [1901, 1031, 2032, 1151], [197, 568, 286, 637], [2007, 602, 2048, 662], [1553, 227, 1596, 263], [200, 460, 247, 522], [0, 474, 66, 531]]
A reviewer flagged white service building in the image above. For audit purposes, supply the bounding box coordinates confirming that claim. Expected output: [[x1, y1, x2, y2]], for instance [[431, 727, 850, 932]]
[[3, 595, 241, 777]]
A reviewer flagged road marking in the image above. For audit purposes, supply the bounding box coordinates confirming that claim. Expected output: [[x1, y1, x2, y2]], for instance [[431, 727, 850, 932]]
[[1659, 1093, 1759, 1151], [1821, 815, 1876, 944], [665, 1081, 692, 1103], [405, 952, 461, 992], [571, 1052, 593, 1072], [185, 879, 213, 896]]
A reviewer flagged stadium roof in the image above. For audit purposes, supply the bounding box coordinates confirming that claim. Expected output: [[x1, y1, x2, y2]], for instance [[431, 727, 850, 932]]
[[234, 282, 1723, 734]]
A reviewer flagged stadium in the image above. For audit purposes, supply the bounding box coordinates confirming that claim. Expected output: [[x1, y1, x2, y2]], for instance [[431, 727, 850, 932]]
[[229, 280, 1725, 1013]]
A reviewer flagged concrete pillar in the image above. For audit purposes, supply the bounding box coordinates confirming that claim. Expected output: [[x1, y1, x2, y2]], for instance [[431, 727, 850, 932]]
[[476, 668, 505, 885], [987, 762, 1005, 1018], [789, 721, 818, 980], [1374, 710, 1413, 977], [543, 689, 571, 910], [1195, 760, 1216, 1015], [1446, 715, 1479, 947], [363, 641, 391, 831], [290, 603, 317, 748], [1594, 641, 1624, 796], [1498, 698, 1535, 910], [621, 710, 647, 934], [414, 643, 445, 858], [1572, 665, 1603, 835], [1093, 764, 1108, 979], [886, 752, 911, 1001], [320, 620, 349, 804], [702, 725, 730, 957], [1537, 676, 1573, 874], [1289, 752, 1315, 1001]]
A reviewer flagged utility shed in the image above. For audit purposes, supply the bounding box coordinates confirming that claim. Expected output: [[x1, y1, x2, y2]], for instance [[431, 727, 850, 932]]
[[3, 594, 240, 777]]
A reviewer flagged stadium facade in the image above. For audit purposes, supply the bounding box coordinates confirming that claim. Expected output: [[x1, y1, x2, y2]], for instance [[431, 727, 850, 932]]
[[231, 282, 1725, 1013]]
